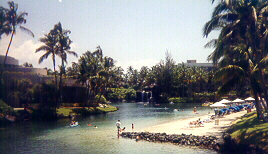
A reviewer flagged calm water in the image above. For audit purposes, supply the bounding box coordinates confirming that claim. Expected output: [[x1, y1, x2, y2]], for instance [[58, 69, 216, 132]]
[[0, 103, 217, 154]]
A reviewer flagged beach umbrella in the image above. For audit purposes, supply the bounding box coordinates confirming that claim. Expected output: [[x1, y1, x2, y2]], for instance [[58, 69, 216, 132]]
[[232, 98, 245, 103], [210, 102, 227, 108], [219, 99, 232, 104], [245, 97, 255, 101]]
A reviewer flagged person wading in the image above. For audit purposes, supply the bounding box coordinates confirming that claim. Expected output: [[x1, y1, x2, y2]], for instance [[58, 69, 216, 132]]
[[116, 120, 121, 134]]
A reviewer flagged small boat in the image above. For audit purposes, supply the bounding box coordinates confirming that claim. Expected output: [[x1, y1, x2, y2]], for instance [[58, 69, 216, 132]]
[[70, 121, 79, 127]]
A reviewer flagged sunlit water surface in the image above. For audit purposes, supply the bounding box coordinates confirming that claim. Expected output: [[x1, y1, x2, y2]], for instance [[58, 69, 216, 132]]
[[0, 103, 217, 154]]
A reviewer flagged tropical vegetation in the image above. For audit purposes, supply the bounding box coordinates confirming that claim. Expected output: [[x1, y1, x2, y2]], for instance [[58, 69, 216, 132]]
[[203, 0, 268, 121], [1, 1, 266, 124], [220, 111, 268, 153]]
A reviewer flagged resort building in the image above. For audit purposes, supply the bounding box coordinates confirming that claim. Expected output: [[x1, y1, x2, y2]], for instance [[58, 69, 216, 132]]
[[0, 55, 52, 84], [177, 60, 217, 72], [0, 55, 86, 107], [0, 55, 47, 75]]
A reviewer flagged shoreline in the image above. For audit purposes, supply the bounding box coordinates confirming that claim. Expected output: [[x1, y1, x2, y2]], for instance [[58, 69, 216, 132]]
[[138, 109, 250, 138]]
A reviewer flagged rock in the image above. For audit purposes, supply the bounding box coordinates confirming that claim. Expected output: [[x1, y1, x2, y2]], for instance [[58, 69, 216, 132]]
[[120, 132, 218, 150]]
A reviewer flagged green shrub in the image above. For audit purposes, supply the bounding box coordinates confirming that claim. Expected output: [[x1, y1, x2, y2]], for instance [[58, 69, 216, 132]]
[[0, 99, 15, 115]]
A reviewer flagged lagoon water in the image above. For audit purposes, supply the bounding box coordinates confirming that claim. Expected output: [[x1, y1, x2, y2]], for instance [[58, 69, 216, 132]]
[[0, 103, 217, 154]]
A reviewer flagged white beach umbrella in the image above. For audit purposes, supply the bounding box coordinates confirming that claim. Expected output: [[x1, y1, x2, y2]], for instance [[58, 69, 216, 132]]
[[245, 97, 255, 101], [219, 99, 232, 104], [210, 102, 227, 108], [232, 98, 245, 103]]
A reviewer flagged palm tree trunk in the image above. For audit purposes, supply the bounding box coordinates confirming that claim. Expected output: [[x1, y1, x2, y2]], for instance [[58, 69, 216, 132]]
[[58, 60, 64, 106], [0, 30, 15, 99], [1, 30, 15, 75], [52, 54, 58, 88], [3, 30, 15, 66], [52, 54, 59, 108], [253, 95, 262, 119]]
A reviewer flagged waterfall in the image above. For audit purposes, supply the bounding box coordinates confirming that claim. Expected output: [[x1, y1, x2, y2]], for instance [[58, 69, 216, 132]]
[[141, 92, 144, 102]]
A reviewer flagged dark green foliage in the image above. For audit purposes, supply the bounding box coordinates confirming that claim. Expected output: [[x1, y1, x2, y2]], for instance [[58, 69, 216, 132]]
[[31, 108, 57, 121], [0, 99, 15, 115], [0, 99, 18, 126], [107, 88, 136, 102], [31, 83, 57, 108]]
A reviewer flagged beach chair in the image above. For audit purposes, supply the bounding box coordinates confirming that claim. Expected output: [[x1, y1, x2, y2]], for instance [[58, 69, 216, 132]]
[[203, 118, 212, 123]]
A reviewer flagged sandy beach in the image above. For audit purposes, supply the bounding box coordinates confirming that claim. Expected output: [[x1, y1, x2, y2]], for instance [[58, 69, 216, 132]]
[[139, 109, 250, 138]]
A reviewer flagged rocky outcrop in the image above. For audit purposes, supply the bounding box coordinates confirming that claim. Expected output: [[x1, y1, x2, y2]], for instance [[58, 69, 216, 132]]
[[120, 132, 219, 150]]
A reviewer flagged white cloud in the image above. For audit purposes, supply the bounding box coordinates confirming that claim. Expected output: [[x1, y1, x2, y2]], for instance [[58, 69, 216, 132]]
[[0, 33, 80, 69], [0, 38, 48, 68]]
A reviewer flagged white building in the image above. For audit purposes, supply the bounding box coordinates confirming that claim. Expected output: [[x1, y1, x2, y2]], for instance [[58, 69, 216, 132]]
[[178, 60, 217, 72]]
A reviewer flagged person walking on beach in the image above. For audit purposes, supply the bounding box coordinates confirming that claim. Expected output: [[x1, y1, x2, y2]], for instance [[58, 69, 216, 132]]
[[116, 120, 121, 134], [132, 123, 134, 130]]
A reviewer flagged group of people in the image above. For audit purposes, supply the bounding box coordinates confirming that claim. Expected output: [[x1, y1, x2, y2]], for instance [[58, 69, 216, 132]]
[[70, 121, 79, 126], [116, 120, 134, 134], [188, 118, 204, 127]]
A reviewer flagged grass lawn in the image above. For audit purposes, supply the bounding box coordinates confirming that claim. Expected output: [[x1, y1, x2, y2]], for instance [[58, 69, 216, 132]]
[[57, 105, 118, 116], [96, 105, 118, 112], [57, 108, 73, 116], [226, 111, 268, 150]]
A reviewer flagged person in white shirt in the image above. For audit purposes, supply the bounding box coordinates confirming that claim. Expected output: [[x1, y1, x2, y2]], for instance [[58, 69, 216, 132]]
[[116, 120, 121, 133]]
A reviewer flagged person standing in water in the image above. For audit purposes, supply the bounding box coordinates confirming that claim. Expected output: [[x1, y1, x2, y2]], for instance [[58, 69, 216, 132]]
[[116, 120, 121, 134], [193, 107, 197, 113]]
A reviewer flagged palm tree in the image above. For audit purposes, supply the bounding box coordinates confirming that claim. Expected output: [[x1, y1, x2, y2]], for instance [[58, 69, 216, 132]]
[[54, 22, 77, 104], [36, 29, 58, 86], [1, 1, 34, 66], [203, 0, 268, 120]]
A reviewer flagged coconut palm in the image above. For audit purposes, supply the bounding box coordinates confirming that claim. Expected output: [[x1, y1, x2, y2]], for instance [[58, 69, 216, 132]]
[[53, 22, 77, 103], [1, 1, 34, 66], [204, 0, 268, 120], [36, 29, 58, 86]]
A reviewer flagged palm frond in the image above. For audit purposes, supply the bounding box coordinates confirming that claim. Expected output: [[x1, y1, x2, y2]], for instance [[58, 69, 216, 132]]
[[217, 76, 240, 96], [203, 18, 220, 37], [259, 56, 268, 68], [35, 46, 51, 53], [212, 1, 228, 17], [204, 39, 218, 48], [213, 65, 245, 82], [66, 50, 78, 57], [19, 26, 34, 37], [38, 52, 50, 64]]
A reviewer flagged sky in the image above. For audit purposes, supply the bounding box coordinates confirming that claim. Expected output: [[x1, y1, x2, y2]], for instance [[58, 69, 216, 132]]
[[0, 0, 218, 71]]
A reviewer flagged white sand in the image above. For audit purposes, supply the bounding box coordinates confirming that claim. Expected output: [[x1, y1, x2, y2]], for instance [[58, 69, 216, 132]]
[[139, 109, 250, 137]]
